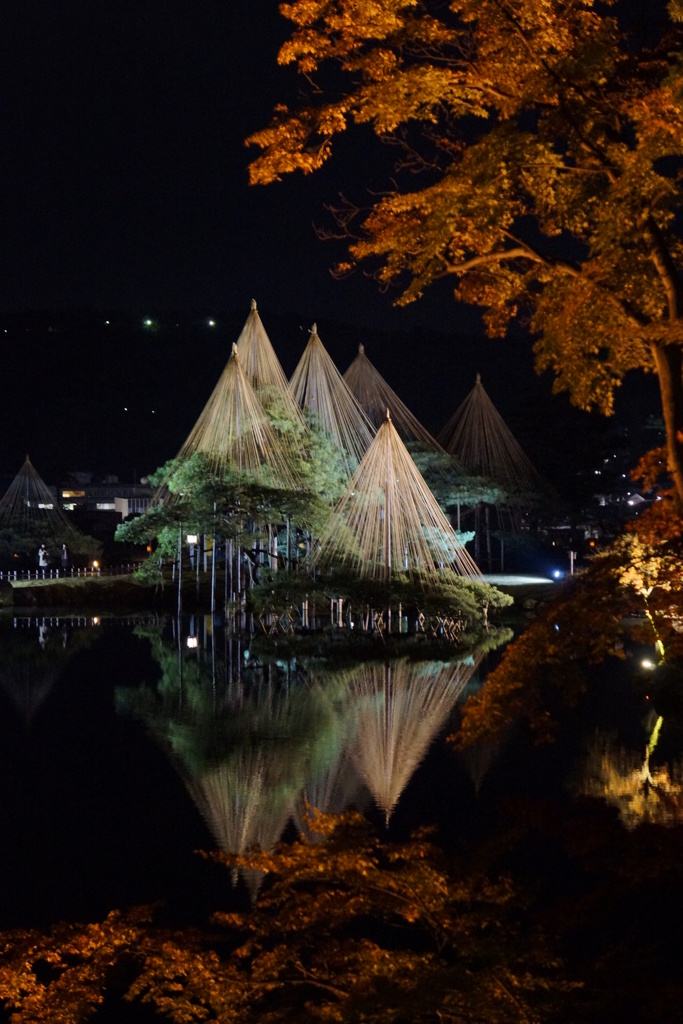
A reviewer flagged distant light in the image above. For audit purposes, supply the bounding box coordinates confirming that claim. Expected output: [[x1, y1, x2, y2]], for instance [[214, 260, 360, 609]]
[[186, 534, 198, 545], [143, 318, 153, 327], [92, 560, 99, 569], [92, 617, 100, 626], [207, 319, 216, 327], [105, 320, 110, 325], [552, 569, 563, 579], [186, 636, 198, 649], [642, 659, 655, 670], [124, 406, 128, 412]]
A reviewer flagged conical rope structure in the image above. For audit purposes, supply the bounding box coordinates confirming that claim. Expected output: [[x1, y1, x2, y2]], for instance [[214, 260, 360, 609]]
[[289, 325, 375, 476], [344, 343, 444, 451], [437, 374, 541, 492], [312, 412, 482, 581], [235, 299, 306, 427], [0, 455, 84, 554], [349, 657, 480, 823], [166, 343, 305, 494]]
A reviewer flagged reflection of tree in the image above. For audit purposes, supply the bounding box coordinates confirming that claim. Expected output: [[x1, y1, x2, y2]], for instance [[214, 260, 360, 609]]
[[119, 628, 492, 885], [117, 627, 355, 894], [0, 620, 97, 724], [581, 726, 683, 829], [347, 656, 481, 822]]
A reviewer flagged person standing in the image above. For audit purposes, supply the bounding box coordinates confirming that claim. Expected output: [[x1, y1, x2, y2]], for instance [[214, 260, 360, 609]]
[[38, 544, 49, 576], [61, 543, 71, 576]]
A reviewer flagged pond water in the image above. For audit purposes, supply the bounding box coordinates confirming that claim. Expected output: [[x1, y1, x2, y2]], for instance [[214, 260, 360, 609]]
[[0, 612, 673, 931]]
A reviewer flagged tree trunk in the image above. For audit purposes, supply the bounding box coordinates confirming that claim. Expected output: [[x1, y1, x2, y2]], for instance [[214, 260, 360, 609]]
[[651, 343, 683, 506]]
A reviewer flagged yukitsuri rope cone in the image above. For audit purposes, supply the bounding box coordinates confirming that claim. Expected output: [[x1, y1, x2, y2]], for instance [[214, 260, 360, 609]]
[[235, 299, 305, 427], [312, 411, 481, 581], [289, 325, 375, 476], [166, 343, 304, 494], [349, 657, 481, 824], [0, 455, 83, 549], [437, 374, 541, 492], [343, 343, 444, 451]]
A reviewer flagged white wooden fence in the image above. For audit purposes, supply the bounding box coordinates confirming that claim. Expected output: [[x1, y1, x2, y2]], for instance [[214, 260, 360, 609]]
[[0, 564, 143, 582]]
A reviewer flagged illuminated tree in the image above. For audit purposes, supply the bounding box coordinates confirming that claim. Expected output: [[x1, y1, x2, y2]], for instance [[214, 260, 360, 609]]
[[248, 0, 683, 504], [0, 813, 577, 1022]]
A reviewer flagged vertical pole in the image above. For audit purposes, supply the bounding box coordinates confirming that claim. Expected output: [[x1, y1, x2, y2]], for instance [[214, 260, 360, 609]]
[[196, 536, 201, 597], [385, 419, 392, 632], [229, 538, 233, 603], [227, 540, 232, 610], [485, 505, 492, 571], [177, 524, 182, 619], [474, 505, 481, 562], [211, 537, 216, 615]]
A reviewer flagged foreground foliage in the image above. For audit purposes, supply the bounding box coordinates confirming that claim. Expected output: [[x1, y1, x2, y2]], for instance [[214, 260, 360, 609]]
[[0, 812, 576, 1023]]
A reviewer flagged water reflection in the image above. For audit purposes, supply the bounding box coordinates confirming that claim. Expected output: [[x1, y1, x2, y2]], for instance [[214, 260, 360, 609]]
[[0, 615, 100, 723], [117, 619, 489, 891], [346, 659, 481, 823], [581, 723, 683, 828]]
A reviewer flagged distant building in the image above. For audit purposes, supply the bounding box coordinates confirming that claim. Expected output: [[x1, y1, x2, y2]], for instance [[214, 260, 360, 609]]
[[61, 481, 154, 519]]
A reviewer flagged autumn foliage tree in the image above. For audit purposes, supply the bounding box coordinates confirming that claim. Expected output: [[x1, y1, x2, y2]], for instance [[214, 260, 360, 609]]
[[248, 0, 683, 503], [0, 813, 577, 1023]]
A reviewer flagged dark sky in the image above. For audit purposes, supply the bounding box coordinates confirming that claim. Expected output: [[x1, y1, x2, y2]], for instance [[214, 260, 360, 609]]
[[0, 0, 473, 332], [0, 1, 662, 485]]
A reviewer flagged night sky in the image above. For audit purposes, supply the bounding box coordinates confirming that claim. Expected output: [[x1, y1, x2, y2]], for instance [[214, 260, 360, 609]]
[[0, 0, 466, 329], [0, 1, 662, 484]]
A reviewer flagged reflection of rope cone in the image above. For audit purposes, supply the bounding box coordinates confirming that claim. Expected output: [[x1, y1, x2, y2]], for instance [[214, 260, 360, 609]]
[[459, 737, 501, 795], [186, 752, 298, 900], [295, 748, 366, 837], [348, 657, 479, 822], [0, 624, 96, 725], [312, 416, 481, 580], [0, 661, 61, 724], [289, 324, 375, 475]]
